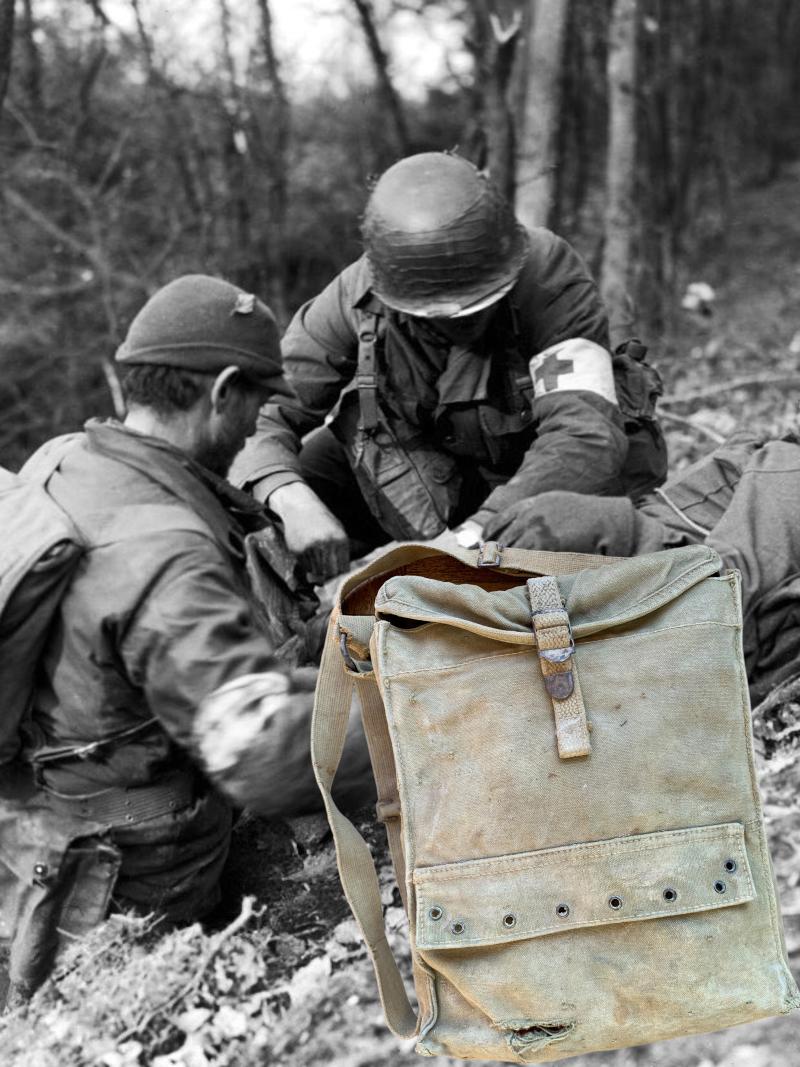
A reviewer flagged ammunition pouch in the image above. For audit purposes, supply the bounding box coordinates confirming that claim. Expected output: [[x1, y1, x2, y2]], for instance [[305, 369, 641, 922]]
[[0, 768, 120, 1008], [612, 339, 669, 501]]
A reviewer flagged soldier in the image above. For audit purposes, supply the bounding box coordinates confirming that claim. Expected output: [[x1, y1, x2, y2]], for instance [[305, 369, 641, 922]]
[[3, 275, 370, 1002], [232, 151, 666, 582], [484, 427, 800, 705]]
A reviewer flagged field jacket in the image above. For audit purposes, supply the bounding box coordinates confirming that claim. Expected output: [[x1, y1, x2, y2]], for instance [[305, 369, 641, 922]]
[[233, 229, 634, 529], [26, 420, 280, 795], [19, 420, 281, 919]]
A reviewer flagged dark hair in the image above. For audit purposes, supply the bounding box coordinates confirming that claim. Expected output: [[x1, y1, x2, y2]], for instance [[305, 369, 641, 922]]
[[120, 365, 213, 415]]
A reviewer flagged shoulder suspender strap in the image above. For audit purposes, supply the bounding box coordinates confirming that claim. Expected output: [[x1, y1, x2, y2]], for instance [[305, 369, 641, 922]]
[[356, 311, 381, 435]]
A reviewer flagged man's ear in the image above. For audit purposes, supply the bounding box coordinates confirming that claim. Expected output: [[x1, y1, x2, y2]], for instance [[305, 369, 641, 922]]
[[210, 365, 241, 412]]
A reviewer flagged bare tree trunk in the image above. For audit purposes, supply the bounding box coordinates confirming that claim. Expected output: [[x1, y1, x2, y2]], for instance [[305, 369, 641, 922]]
[[217, 0, 253, 261], [254, 0, 290, 325], [351, 0, 410, 155], [0, 0, 14, 118], [600, 0, 639, 348], [20, 0, 43, 114], [514, 0, 570, 229], [471, 0, 522, 202]]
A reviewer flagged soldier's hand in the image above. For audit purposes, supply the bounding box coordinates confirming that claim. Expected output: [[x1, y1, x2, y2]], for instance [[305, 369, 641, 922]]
[[266, 482, 350, 584], [484, 493, 633, 554], [483, 499, 558, 550]]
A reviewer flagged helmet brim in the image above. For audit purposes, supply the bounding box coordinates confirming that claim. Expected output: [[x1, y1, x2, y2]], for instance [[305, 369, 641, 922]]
[[369, 225, 530, 319]]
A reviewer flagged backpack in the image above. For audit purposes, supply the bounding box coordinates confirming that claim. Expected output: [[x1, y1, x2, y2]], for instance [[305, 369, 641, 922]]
[[0, 461, 83, 765], [312, 541, 799, 1062]]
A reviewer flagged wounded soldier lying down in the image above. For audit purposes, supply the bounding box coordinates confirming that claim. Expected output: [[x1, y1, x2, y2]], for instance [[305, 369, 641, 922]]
[[484, 427, 800, 705]]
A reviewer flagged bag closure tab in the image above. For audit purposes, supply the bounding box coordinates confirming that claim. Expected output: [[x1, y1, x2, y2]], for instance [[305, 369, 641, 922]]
[[528, 576, 591, 759]]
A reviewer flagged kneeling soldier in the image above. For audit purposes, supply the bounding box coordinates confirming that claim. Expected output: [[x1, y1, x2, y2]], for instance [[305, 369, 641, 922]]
[[2, 275, 370, 1004]]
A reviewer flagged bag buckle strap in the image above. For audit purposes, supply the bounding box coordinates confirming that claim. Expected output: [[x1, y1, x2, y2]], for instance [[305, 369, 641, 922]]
[[527, 577, 591, 760], [376, 798, 401, 823], [337, 619, 373, 675], [477, 540, 503, 567]]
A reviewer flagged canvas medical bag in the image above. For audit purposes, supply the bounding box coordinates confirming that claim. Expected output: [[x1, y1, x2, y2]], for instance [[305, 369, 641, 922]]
[[312, 541, 799, 1063]]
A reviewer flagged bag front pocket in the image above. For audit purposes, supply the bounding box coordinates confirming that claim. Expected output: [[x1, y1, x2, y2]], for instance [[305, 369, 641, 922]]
[[411, 823, 771, 1061]]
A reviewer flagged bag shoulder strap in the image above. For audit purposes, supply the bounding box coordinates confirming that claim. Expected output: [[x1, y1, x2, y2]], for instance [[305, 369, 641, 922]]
[[312, 607, 419, 1037]]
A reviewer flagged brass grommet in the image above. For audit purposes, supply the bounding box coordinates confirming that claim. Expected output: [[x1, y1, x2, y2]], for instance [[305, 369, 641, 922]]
[[428, 905, 444, 922]]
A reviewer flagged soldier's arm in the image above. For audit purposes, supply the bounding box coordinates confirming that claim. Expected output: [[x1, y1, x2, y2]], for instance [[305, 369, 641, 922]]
[[120, 536, 369, 815], [473, 233, 630, 530], [230, 260, 365, 500]]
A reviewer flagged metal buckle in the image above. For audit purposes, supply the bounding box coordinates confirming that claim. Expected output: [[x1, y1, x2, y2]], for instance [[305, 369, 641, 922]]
[[531, 609, 575, 662], [477, 540, 503, 567], [338, 630, 358, 672], [540, 643, 575, 663]]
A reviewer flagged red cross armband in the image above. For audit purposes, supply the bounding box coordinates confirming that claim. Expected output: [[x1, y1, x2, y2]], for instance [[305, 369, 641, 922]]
[[529, 338, 618, 405]]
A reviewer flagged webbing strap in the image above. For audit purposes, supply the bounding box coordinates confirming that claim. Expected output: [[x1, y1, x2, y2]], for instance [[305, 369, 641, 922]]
[[528, 576, 591, 759], [338, 613, 411, 909], [455, 542, 615, 575], [357, 673, 409, 912], [311, 609, 418, 1038], [356, 313, 381, 434]]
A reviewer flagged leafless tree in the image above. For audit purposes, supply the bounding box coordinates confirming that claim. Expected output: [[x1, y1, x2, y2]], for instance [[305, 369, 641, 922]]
[[0, 0, 14, 118], [468, 0, 522, 201], [601, 0, 639, 347], [514, 0, 570, 228], [253, 0, 291, 324], [351, 0, 411, 155]]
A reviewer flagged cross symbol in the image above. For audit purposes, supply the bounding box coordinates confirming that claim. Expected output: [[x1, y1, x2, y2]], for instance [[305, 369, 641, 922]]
[[533, 351, 574, 391]]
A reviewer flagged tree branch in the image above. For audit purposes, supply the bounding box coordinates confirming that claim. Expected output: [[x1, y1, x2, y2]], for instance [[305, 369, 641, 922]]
[[351, 0, 411, 154], [658, 408, 725, 444], [660, 374, 800, 406]]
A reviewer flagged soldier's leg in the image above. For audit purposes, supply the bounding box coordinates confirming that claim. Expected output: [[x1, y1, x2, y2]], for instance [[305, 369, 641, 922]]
[[299, 426, 389, 559], [705, 439, 800, 619], [702, 438, 800, 699]]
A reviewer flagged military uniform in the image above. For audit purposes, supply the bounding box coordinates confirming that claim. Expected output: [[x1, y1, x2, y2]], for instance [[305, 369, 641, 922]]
[[21, 419, 282, 920], [486, 429, 800, 704], [233, 233, 664, 547]]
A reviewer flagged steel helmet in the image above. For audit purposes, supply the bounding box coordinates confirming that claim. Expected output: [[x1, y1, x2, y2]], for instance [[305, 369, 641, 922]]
[[361, 152, 529, 318]]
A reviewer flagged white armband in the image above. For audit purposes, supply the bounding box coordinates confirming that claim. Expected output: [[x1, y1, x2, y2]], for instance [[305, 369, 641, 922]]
[[529, 338, 617, 406]]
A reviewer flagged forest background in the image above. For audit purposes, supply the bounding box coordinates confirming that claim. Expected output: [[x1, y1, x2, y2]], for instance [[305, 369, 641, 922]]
[[2, 2, 800, 1065], [1, 0, 799, 470]]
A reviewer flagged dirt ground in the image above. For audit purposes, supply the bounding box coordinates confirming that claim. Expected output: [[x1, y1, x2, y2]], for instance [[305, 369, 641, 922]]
[[3, 166, 800, 1066]]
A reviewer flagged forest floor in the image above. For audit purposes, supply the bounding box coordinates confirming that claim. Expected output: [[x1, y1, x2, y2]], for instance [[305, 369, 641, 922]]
[[2, 166, 800, 1067]]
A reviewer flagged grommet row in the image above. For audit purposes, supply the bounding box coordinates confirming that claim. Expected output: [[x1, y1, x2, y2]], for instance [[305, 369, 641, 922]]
[[426, 858, 740, 935]]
